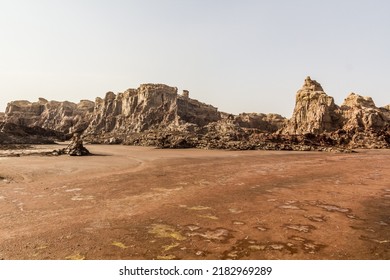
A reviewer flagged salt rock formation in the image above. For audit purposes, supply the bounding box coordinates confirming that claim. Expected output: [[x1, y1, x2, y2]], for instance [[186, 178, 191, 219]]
[[2, 78, 388, 151], [281, 76, 390, 135], [341, 93, 389, 131], [5, 98, 94, 134], [234, 113, 286, 132], [83, 84, 222, 142], [61, 133, 90, 156], [281, 76, 342, 134]]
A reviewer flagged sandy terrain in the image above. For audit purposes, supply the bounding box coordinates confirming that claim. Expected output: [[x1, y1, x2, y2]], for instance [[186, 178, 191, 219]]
[[0, 144, 389, 260]]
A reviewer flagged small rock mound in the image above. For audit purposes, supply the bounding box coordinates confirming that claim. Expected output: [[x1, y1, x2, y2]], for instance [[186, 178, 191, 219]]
[[56, 133, 90, 156]]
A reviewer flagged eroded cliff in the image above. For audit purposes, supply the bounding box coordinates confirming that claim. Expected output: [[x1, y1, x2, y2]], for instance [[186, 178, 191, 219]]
[[5, 98, 94, 134], [2, 78, 389, 150]]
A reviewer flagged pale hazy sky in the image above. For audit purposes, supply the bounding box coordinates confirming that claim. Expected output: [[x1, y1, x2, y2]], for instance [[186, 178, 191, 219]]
[[0, 0, 389, 117]]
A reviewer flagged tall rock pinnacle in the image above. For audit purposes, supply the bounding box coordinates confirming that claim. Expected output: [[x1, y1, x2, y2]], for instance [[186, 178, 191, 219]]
[[281, 76, 342, 134]]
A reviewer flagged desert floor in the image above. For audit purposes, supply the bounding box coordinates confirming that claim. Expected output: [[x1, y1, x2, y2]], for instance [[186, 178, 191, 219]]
[[0, 144, 389, 260]]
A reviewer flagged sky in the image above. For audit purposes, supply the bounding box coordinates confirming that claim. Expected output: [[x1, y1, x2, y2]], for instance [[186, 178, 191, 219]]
[[0, 0, 389, 117]]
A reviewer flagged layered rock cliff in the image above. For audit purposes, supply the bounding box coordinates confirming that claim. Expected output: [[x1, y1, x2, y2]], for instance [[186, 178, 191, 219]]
[[2, 83, 285, 146], [5, 98, 94, 135], [82, 84, 222, 143], [281, 76, 390, 135], [1, 78, 389, 151], [281, 76, 342, 134], [340, 93, 389, 131]]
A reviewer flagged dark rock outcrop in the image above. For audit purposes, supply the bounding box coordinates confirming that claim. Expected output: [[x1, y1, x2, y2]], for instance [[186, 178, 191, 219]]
[[234, 113, 286, 132], [0, 122, 64, 144], [57, 133, 90, 156]]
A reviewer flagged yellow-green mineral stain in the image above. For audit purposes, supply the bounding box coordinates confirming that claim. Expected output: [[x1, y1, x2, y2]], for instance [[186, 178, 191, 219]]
[[65, 253, 85, 260], [162, 242, 180, 251], [111, 241, 129, 249], [149, 224, 186, 241]]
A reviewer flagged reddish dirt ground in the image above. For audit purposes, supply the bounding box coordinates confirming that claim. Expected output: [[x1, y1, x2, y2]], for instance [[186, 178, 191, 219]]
[[0, 145, 389, 260]]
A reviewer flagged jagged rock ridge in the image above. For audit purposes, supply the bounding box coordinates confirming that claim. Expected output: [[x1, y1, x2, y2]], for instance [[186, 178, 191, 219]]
[[4, 98, 94, 134], [83, 84, 221, 139], [281, 76, 390, 134], [1, 78, 389, 151]]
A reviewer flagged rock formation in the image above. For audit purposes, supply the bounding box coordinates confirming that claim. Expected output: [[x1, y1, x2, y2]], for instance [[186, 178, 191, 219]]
[[340, 93, 389, 131], [82, 84, 222, 143], [0, 122, 63, 144], [234, 113, 286, 132], [281, 77, 390, 135], [61, 133, 90, 156], [1, 78, 389, 151], [281, 76, 342, 134], [4, 98, 94, 135]]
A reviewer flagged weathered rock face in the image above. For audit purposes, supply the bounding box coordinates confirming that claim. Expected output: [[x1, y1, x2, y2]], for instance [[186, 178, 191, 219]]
[[62, 133, 90, 156], [2, 79, 389, 151], [281, 76, 342, 134], [3, 84, 284, 146], [85, 84, 179, 135], [234, 113, 286, 132], [83, 84, 222, 142], [176, 91, 221, 127], [341, 93, 389, 131], [281, 77, 390, 135], [4, 98, 94, 134], [0, 112, 4, 122]]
